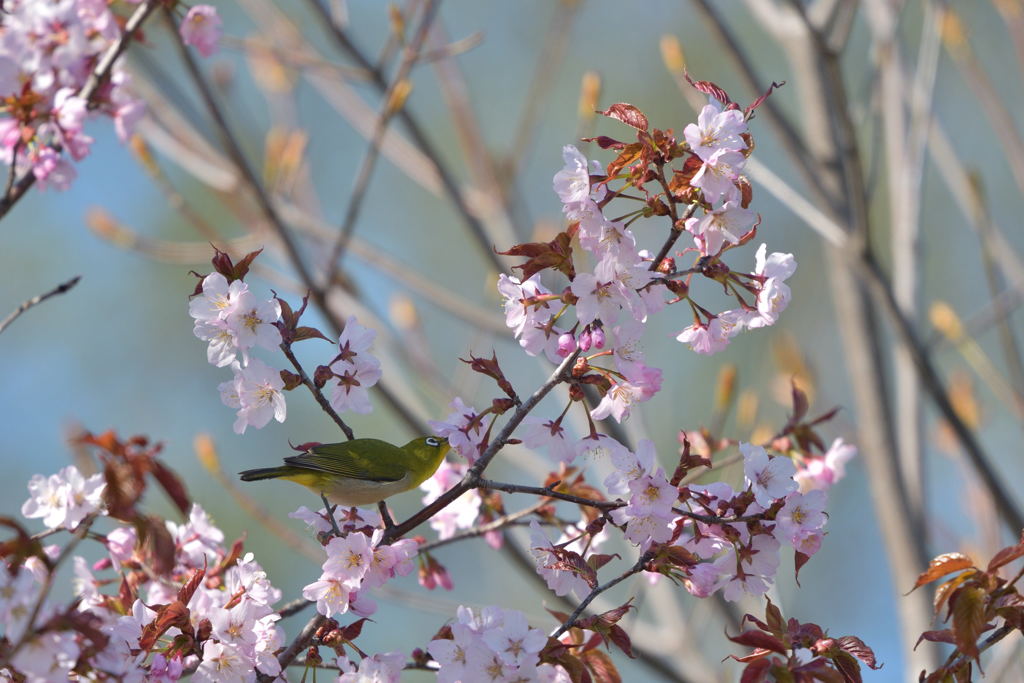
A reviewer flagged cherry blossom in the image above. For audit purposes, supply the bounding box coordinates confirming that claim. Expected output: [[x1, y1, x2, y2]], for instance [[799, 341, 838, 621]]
[[179, 5, 223, 58], [741, 442, 797, 507], [684, 97, 748, 162], [21, 464, 105, 530]]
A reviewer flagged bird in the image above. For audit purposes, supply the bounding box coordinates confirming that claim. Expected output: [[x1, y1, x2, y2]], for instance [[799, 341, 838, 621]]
[[239, 436, 450, 507]]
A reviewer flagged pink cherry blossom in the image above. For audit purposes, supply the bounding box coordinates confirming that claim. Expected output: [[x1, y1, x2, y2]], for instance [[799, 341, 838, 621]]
[[179, 5, 222, 58], [684, 97, 748, 162], [741, 443, 797, 507]]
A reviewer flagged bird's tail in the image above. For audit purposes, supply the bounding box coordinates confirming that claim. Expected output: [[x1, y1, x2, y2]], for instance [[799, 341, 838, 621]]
[[239, 466, 291, 482]]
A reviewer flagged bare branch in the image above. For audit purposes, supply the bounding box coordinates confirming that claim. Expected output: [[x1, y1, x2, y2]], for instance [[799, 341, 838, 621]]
[[0, 276, 81, 335]]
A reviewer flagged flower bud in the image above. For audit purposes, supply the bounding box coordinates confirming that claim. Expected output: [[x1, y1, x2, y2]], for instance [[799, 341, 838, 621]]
[[591, 325, 605, 349], [557, 332, 577, 357]]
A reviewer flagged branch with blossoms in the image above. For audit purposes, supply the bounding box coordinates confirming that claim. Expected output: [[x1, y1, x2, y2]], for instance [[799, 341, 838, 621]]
[[0, 0, 219, 219], [1, 12, 883, 673]]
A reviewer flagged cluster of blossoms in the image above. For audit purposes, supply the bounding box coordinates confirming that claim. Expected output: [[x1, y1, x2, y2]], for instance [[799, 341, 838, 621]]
[[20, 464, 105, 531], [189, 271, 287, 434], [295, 507, 419, 619], [524, 436, 848, 604], [188, 250, 383, 433], [0, 1, 221, 191], [428, 606, 566, 683], [7, 462, 285, 681]]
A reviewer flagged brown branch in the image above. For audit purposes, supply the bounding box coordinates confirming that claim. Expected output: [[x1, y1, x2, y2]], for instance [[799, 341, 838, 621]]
[[0, 276, 81, 335], [382, 350, 580, 543], [478, 479, 622, 511], [260, 613, 326, 683], [416, 500, 550, 553], [279, 343, 354, 440], [550, 552, 650, 640]]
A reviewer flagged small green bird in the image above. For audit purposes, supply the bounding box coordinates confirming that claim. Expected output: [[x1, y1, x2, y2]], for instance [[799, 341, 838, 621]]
[[239, 436, 450, 507]]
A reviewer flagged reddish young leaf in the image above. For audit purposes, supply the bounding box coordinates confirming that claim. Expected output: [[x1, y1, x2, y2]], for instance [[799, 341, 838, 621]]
[[829, 650, 862, 683], [764, 598, 785, 636], [580, 135, 628, 150], [341, 617, 372, 641], [727, 629, 789, 655], [795, 550, 812, 585], [746, 81, 785, 115], [604, 143, 644, 180], [739, 657, 772, 683], [550, 651, 590, 683], [913, 553, 975, 589], [915, 629, 955, 648], [986, 540, 1024, 573], [598, 103, 649, 132], [684, 73, 732, 105], [138, 600, 190, 651], [836, 636, 881, 670], [607, 625, 634, 658], [496, 231, 576, 281], [460, 352, 518, 401], [149, 460, 190, 517], [543, 548, 597, 588], [138, 515, 176, 576], [177, 566, 206, 605], [293, 326, 332, 343], [280, 370, 303, 391], [934, 569, 979, 618], [581, 649, 619, 683], [231, 247, 264, 281], [951, 586, 987, 661]]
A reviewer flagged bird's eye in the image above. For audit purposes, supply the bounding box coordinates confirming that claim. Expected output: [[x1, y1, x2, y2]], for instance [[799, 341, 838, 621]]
[[426, 437, 440, 447]]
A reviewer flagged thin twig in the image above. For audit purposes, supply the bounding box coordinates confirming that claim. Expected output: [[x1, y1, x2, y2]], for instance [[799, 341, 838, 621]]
[[304, 0, 504, 274], [279, 342, 354, 440], [320, 0, 441, 288], [416, 500, 549, 553], [478, 478, 622, 511], [261, 613, 326, 683], [9, 516, 94, 657], [550, 553, 649, 639], [383, 350, 580, 543], [0, 276, 81, 335]]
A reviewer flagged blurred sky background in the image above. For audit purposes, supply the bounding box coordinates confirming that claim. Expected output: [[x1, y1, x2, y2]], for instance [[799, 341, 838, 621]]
[[3, 1, 1023, 680]]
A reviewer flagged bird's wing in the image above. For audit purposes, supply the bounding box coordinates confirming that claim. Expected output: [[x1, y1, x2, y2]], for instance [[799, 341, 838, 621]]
[[283, 439, 407, 482]]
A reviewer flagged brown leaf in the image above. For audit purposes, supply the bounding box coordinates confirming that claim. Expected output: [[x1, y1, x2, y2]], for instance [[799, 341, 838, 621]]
[[746, 81, 785, 115], [544, 548, 598, 589], [915, 629, 954, 648], [149, 461, 191, 517], [496, 231, 576, 281], [138, 600, 190, 651], [987, 540, 1024, 573], [951, 586, 987, 661], [836, 636, 880, 670], [581, 649, 619, 683], [739, 657, 772, 683], [177, 567, 206, 605], [727, 629, 788, 655], [607, 624, 634, 658], [293, 326, 332, 343], [580, 135, 628, 150], [138, 515, 176, 576], [934, 569, 978, 618], [460, 352, 518, 402], [913, 553, 975, 589], [598, 103, 649, 132], [684, 73, 732, 105], [830, 650, 862, 683], [605, 143, 644, 180]]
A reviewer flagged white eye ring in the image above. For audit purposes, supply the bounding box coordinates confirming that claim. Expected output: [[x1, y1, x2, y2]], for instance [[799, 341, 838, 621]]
[[426, 437, 441, 447]]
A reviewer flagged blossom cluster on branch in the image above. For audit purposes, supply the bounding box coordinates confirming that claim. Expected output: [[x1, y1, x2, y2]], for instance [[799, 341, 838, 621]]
[[0, 1, 221, 193], [0, 76, 895, 683]]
